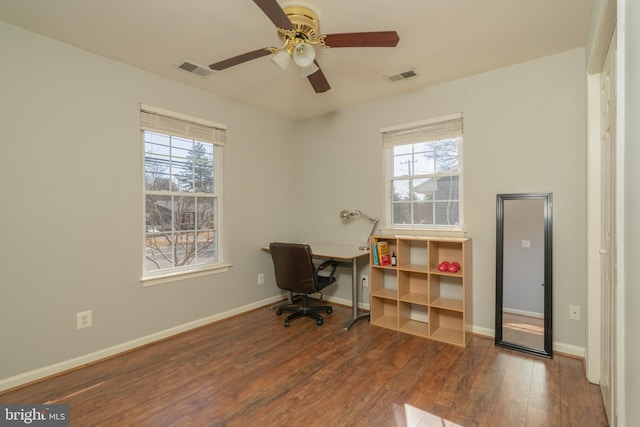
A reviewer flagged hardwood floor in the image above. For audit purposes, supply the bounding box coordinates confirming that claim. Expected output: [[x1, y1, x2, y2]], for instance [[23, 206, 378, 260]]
[[0, 303, 608, 427]]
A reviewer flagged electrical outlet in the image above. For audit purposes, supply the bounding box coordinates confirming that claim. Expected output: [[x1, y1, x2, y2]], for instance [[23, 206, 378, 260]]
[[361, 275, 369, 287], [257, 273, 264, 285], [569, 305, 581, 320], [77, 310, 92, 329]]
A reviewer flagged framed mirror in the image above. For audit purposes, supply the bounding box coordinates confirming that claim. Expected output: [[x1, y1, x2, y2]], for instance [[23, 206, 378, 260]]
[[495, 192, 553, 358]]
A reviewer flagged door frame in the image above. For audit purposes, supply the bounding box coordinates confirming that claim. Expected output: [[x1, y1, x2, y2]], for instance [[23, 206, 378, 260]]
[[586, 0, 617, 384], [586, 0, 625, 425]]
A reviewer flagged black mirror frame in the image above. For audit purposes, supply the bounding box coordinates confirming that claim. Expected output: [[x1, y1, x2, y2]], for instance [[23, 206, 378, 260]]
[[495, 192, 553, 358]]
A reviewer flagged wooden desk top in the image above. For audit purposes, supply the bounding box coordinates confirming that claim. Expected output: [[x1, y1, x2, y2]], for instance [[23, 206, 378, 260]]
[[261, 243, 369, 261]]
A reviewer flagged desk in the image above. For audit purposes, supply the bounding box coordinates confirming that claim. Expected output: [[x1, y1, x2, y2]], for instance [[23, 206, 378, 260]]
[[262, 243, 370, 330]]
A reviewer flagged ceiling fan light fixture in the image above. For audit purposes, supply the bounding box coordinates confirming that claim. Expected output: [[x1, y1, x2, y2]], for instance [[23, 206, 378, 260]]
[[293, 42, 315, 67], [208, 2, 400, 94], [271, 49, 291, 71]]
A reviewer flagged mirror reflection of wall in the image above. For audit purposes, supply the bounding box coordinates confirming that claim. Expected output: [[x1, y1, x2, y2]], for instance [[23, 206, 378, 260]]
[[503, 200, 544, 315], [502, 199, 545, 350]]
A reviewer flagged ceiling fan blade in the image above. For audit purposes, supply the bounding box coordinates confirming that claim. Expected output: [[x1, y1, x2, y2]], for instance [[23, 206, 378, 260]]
[[209, 48, 272, 70], [323, 31, 400, 48], [253, 0, 294, 30], [307, 62, 330, 93]]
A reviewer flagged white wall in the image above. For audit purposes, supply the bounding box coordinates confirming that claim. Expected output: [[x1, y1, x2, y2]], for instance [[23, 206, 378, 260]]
[[293, 48, 587, 353], [0, 22, 295, 382]]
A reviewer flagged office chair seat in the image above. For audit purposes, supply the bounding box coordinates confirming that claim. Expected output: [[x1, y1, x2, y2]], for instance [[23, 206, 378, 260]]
[[269, 242, 338, 326]]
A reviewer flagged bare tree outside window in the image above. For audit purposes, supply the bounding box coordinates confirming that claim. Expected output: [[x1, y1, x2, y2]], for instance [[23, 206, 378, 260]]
[[144, 132, 218, 272]]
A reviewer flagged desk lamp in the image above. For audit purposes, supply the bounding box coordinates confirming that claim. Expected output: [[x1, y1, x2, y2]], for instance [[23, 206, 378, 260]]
[[339, 209, 379, 250]]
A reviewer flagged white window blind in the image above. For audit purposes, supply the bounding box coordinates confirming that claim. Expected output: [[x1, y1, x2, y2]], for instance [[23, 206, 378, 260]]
[[382, 113, 463, 148], [140, 106, 226, 146]]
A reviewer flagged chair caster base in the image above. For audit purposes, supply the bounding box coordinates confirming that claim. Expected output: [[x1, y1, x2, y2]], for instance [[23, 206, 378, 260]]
[[274, 295, 333, 327]]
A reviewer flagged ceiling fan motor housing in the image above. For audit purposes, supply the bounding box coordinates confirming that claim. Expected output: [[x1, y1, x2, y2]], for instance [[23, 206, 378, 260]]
[[277, 6, 322, 46]]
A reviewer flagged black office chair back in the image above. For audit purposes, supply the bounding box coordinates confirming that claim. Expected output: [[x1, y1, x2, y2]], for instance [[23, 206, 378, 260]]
[[269, 242, 317, 294]]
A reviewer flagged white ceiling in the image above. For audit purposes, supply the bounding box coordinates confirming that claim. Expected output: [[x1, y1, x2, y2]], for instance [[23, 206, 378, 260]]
[[0, 0, 593, 120]]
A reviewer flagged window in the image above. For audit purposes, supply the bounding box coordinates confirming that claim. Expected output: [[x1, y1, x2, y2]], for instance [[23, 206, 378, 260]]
[[141, 106, 226, 279], [382, 114, 463, 228]]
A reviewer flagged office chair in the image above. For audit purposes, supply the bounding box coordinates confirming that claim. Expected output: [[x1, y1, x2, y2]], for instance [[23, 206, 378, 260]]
[[269, 242, 338, 326]]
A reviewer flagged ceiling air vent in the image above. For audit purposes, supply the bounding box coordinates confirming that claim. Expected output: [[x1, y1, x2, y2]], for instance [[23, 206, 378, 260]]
[[177, 60, 213, 78], [385, 69, 418, 83]]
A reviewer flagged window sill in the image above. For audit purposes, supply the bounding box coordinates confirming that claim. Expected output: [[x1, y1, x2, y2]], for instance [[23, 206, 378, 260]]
[[379, 227, 468, 238], [141, 262, 232, 287]]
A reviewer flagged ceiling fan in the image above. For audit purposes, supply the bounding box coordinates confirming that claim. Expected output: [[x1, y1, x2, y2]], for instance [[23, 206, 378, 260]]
[[209, 0, 400, 93]]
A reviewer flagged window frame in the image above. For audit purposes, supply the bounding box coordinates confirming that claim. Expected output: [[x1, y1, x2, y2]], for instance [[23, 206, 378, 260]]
[[382, 114, 464, 231], [140, 105, 230, 286]]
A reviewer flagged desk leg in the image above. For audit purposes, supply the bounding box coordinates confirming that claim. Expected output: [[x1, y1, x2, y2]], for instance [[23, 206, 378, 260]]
[[343, 257, 370, 330]]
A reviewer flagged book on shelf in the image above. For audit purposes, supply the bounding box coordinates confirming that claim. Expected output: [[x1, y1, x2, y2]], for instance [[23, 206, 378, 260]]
[[372, 241, 379, 266], [377, 241, 391, 266]]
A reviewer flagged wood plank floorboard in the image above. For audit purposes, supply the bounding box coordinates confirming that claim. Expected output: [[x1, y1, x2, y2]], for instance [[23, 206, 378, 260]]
[[0, 303, 608, 427]]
